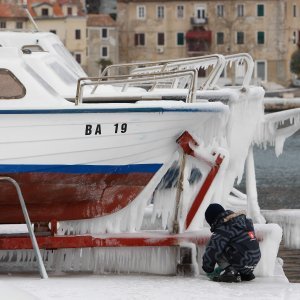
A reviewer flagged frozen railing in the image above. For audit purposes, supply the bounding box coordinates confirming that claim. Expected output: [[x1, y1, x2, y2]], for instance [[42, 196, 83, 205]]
[[225, 53, 254, 87], [98, 53, 254, 91], [95, 54, 226, 93], [75, 69, 198, 105], [77, 53, 254, 105]]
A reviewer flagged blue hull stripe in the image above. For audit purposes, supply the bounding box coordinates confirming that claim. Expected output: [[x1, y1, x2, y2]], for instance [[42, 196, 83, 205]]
[[0, 164, 163, 174], [0, 106, 224, 115]]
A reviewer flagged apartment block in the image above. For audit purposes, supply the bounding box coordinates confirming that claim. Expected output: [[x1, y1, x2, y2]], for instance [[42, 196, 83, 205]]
[[117, 0, 300, 86], [87, 14, 118, 76]]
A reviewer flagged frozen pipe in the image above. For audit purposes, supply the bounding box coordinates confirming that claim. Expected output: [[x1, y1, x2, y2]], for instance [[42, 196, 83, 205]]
[[245, 148, 266, 224], [0, 177, 48, 279]]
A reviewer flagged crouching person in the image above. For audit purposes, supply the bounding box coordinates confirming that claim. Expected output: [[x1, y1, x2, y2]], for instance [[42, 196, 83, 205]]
[[202, 203, 261, 282]]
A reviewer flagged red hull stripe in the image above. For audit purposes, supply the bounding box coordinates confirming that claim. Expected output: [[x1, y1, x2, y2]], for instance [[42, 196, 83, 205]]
[[0, 171, 157, 223]]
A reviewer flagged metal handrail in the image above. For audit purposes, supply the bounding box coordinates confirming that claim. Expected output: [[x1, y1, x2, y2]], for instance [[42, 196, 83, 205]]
[[87, 53, 254, 102], [75, 69, 198, 105], [101, 54, 224, 76], [92, 54, 225, 94], [0, 177, 48, 279]]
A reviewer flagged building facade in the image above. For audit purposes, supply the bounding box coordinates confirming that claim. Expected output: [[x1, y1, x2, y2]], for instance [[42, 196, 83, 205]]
[[87, 14, 118, 76], [0, 0, 88, 71], [0, 3, 29, 31], [28, 0, 87, 70], [117, 0, 300, 86]]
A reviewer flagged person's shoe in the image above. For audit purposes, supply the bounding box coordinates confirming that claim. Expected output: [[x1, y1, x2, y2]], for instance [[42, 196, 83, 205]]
[[241, 272, 255, 281], [212, 266, 241, 283]]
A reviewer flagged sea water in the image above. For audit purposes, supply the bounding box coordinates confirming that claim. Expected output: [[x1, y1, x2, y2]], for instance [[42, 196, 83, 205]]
[[239, 130, 300, 209]]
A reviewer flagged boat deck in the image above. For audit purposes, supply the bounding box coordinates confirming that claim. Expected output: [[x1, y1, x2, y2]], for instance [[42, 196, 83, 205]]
[[279, 243, 300, 283]]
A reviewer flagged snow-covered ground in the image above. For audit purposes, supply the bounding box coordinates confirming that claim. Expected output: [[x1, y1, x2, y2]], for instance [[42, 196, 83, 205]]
[[1, 264, 300, 300]]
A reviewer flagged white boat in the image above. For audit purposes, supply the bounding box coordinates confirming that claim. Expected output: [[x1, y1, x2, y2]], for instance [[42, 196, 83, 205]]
[[0, 33, 230, 227], [1, 31, 300, 278]]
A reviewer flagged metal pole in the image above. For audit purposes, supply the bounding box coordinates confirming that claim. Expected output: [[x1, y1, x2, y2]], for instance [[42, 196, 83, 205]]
[[0, 177, 48, 279]]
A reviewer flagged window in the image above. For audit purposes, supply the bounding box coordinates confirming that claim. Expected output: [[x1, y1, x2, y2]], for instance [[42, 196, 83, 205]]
[[257, 31, 265, 44], [134, 33, 145, 46], [256, 61, 266, 80], [101, 46, 108, 57], [50, 29, 56, 34], [257, 4, 264, 16], [237, 4, 244, 17], [137, 6, 145, 19], [16, 22, 23, 29], [293, 4, 297, 17], [48, 61, 77, 84], [22, 45, 44, 52], [293, 31, 297, 44], [41, 8, 49, 16], [177, 33, 184, 45], [0, 22, 6, 29], [216, 32, 224, 44], [75, 29, 81, 40], [157, 33, 165, 46], [157, 6, 165, 18], [0, 69, 26, 99], [177, 5, 184, 18], [217, 5, 224, 17], [196, 7, 206, 19], [236, 32, 244, 44], [67, 7, 73, 15], [75, 53, 81, 64], [102, 28, 108, 39]]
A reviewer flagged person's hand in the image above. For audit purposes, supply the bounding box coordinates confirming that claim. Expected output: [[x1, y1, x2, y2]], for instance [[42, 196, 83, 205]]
[[206, 266, 223, 279]]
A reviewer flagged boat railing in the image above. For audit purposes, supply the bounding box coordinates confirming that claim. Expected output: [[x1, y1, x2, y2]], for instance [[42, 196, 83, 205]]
[[83, 53, 254, 104], [224, 53, 254, 88], [95, 54, 226, 94], [75, 69, 198, 105]]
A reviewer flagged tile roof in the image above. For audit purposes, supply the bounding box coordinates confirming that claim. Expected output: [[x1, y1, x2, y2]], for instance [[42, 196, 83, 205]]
[[0, 3, 27, 18], [26, 0, 85, 17], [27, 0, 64, 17], [87, 14, 116, 27]]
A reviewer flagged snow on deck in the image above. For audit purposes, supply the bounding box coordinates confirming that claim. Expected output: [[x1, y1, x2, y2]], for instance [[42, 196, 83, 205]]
[[0, 262, 299, 300]]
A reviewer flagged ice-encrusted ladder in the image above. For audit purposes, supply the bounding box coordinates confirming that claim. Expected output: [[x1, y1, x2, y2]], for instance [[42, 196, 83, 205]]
[[0, 177, 48, 279]]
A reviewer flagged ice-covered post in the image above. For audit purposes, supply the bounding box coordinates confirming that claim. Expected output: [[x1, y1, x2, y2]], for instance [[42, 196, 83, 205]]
[[245, 147, 266, 224]]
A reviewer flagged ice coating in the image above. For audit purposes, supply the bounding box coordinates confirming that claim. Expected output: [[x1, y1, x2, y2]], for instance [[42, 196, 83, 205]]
[[263, 209, 300, 249]]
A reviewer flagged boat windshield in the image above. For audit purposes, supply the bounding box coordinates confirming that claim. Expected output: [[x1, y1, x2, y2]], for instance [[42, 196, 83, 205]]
[[52, 43, 85, 77], [25, 64, 58, 96], [47, 61, 77, 85]]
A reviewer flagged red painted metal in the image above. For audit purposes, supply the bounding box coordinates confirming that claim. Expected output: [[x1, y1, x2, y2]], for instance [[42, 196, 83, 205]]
[[176, 131, 198, 156], [185, 154, 224, 230], [0, 230, 262, 250], [176, 131, 225, 230], [0, 233, 211, 250], [50, 219, 57, 235], [0, 173, 154, 223]]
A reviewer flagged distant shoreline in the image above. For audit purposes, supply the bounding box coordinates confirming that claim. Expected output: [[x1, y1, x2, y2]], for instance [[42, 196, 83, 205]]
[[264, 97, 300, 112]]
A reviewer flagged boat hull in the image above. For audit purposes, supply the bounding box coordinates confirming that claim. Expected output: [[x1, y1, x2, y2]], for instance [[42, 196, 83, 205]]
[[0, 105, 226, 223]]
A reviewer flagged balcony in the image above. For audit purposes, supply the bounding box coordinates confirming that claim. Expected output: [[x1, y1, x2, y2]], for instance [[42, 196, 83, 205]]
[[186, 30, 212, 54], [190, 17, 208, 26]]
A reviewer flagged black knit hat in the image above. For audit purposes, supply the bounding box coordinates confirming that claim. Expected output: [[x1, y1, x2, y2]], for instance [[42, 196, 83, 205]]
[[205, 203, 225, 226]]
